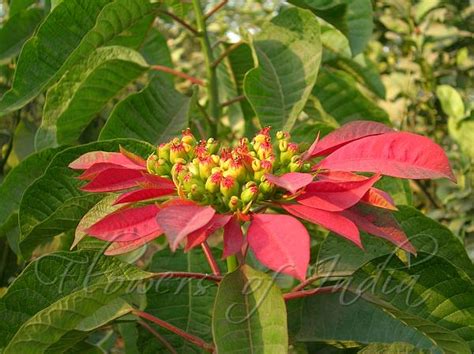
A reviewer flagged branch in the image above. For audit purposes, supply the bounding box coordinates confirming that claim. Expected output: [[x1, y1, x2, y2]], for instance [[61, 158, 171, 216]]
[[212, 42, 243, 68], [134, 310, 215, 352], [220, 95, 245, 108], [201, 241, 221, 276], [150, 65, 205, 86], [205, 0, 228, 20], [150, 271, 222, 282], [291, 274, 320, 292], [158, 9, 199, 36], [192, 0, 220, 136], [284, 286, 339, 301], [138, 320, 178, 354]]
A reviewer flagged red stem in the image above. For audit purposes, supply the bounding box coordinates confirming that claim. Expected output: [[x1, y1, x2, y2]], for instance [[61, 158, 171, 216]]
[[291, 274, 320, 292], [201, 241, 221, 276], [150, 65, 205, 86], [134, 310, 215, 352], [150, 271, 222, 282], [283, 286, 339, 301], [138, 320, 178, 354], [220, 95, 245, 107], [205, 0, 228, 20], [158, 10, 199, 35]]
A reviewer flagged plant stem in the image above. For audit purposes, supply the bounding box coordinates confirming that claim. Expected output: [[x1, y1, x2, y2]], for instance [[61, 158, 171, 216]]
[[226, 255, 238, 273], [283, 286, 339, 301], [134, 310, 214, 352], [150, 65, 205, 86], [158, 9, 199, 36], [212, 41, 242, 68], [192, 0, 220, 136], [150, 271, 222, 282], [201, 241, 221, 276], [138, 320, 178, 354], [220, 95, 245, 107], [204, 0, 228, 20]]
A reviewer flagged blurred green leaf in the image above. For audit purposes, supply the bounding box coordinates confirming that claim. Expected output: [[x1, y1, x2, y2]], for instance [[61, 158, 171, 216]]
[[436, 85, 465, 121], [0, 8, 44, 64], [312, 68, 390, 124]]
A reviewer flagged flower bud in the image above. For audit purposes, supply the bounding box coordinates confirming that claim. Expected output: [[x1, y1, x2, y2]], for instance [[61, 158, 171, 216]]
[[256, 141, 273, 160], [279, 139, 288, 152], [226, 159, 247, 182], [289, 156, 303, 172], [170, 140, 187, 164], [280, 142, 299, 164], [158, 143, 171, 161], [181, 128, 196, 146], [147, 154, 171, 176], [205, 172, 222, 193], [171, 162, 188, 182], [228, 196, 241, 211], [199, 156, 217, 180], [241, 182, 258, 203], [254, 159, 273, 181], [206, 138, 219, 154], [220, 176, 239, 199], [259, 178, 274, 196]]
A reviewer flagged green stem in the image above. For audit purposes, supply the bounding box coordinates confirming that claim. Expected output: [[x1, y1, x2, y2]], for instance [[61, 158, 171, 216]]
[[192, 0, 220, 136], [226, 255, 238, 273]]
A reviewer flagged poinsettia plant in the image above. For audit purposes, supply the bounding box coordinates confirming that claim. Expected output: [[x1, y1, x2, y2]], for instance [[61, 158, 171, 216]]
[[70, 121, 454, 281], [1, 0, 473, 353]]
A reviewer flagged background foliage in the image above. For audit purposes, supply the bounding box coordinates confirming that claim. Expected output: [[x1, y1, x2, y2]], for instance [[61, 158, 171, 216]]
[[0, 0, 472, 353]]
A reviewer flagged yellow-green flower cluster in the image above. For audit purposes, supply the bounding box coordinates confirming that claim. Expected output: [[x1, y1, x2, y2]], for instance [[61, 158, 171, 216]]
[[146, 128, 310, 213]]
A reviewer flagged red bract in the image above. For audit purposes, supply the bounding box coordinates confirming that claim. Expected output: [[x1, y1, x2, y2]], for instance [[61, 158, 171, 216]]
[[70, 121, 454, 280]]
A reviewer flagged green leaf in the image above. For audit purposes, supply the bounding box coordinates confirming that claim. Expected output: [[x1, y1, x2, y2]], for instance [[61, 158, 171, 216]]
[[0, 0, 154, 116], [375, 177, 412, 205], [316, 206, 474, 279], [312, 68, 390, 124], [138, 248, 222, 353], [0, 8, 44, 64], [359, 343, 430, 353], [289, 0, 374, 56], [18, 139, 154, 258], [448, 116, 474, 160], [99, 75, 191, 144], [212, 265, 288, 353], [71, 194, 121, 249], [326, 55, 386, 99], [394, 206, 474, 279], [217, 43, 256, 136], [35, 46, 149, 150], [352, 254, 474, 353], [8, 0, 37, 16], [0, 147, 61, 233], [244, 8, 322, 132], [0, 250, 151, 350], [291, 293, 435, 350], [436, 84, 465, 121]]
